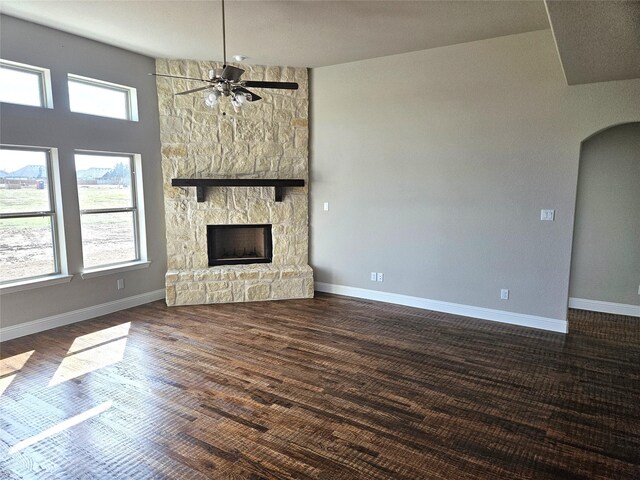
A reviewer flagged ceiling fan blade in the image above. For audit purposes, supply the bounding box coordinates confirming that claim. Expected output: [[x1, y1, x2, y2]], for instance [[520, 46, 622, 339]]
[[243, 81, 298, 90], [221, 65, 245, 82], [175, 86, 212, 95], [150, 73, 208, 82], [233, 87, 261, 102]]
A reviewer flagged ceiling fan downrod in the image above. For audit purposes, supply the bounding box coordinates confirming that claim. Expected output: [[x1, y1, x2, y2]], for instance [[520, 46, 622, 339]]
[[221, 0, 227, 67]]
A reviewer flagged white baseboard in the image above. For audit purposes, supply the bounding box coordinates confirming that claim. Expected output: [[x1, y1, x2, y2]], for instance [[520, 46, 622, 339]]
[[315, 282, 567, 333], [569, 297, 640, 317], [0, 289, 166, 342]]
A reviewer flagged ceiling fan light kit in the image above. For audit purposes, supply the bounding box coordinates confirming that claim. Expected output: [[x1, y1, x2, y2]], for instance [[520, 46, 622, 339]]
[[151, 0, 297, 114], [204, 90, 221, 108]]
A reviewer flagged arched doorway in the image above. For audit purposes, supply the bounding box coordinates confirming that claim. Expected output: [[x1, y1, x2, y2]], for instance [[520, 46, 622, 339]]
[[569, 122, 640, 317]]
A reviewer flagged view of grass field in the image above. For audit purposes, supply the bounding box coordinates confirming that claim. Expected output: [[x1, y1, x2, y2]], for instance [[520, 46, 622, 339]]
[[0, 186, 137, 282]]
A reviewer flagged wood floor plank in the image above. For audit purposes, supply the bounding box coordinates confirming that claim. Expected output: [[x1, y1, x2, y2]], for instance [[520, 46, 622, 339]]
[[1, 293, 639, 479]]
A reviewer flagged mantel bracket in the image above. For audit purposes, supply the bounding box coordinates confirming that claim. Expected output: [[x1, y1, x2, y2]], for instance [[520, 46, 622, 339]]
[[196, 186, 206, 202], [274, 187, 284, 202]]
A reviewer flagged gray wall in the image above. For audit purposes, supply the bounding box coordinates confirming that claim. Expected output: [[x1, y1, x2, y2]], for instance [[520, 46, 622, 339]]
[[0, 15, 166, 328], [569, 123, 640, 306], [310, 29, 640, 321]]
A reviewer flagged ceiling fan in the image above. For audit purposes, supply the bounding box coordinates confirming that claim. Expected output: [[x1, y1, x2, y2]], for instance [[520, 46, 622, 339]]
[[151, 0, 298, 111]]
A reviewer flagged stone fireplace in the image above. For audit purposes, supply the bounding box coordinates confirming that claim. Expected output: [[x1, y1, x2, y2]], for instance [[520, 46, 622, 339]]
[[156, 59, 313, 306]]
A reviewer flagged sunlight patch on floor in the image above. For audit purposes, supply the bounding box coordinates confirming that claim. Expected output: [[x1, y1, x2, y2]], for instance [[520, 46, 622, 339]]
[[0, 350, 35, 396], [9, 400, 113, 454], [0, 374, 17, 396], [46, 322, 132, 386], [48, 338, 128, 386], [0, 350, 35, 376], [67, 322, 131, 354]]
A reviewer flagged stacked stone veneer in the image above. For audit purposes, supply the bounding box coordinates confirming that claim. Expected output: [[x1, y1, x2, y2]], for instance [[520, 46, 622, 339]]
[[156, 59, 313, 305]]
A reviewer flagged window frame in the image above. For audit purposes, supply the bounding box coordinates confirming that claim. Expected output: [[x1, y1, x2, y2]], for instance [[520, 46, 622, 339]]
[[0, 145, 66, 285], [75, 151, 146, 272], [0, 59, 53, 109], [67, 74, 139, 121]]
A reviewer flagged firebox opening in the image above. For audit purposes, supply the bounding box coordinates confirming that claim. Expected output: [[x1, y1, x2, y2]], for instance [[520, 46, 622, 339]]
[[207, 224, 273, 266]]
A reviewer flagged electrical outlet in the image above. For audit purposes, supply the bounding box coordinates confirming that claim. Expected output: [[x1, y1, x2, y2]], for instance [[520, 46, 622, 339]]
[[377, 273, 384, 282], [370, 272, 377, 281], [117, 279, 125, 290], [540, 209, 555, 221], [500, 289, 509, 300]]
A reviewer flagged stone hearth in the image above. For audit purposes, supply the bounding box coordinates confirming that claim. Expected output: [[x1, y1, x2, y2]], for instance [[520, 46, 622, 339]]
[[156, 59, 313, 306]]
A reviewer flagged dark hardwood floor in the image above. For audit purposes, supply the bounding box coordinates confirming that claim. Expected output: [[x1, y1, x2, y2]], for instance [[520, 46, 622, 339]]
[[1, 293, 639, 479]]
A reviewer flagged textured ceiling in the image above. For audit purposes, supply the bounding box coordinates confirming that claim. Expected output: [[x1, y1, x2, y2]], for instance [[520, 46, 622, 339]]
[[0, 0, 549, 68], [545, 0, 640, 85]]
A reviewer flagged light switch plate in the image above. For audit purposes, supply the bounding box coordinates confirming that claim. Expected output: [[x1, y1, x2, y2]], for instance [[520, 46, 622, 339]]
[[323, 202, 329, 211]]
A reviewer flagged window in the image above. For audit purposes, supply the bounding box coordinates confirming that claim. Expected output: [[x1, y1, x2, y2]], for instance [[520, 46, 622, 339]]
[[74, 152, 143, 270], [0, 59, 52, 108], [0, 147, 61, 283], [68, 74, 138, 121]]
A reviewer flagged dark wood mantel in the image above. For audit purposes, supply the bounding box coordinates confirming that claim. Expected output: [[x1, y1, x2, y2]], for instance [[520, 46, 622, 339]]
[[171, 178, 305, 202]]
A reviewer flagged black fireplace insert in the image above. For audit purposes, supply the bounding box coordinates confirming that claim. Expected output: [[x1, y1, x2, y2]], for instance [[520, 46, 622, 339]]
[[207, 224, 273, 266]]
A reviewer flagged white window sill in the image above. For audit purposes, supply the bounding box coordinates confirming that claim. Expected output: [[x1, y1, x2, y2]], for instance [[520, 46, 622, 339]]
[[0, 274, 74, 294], [81, 260, 151, 279]]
